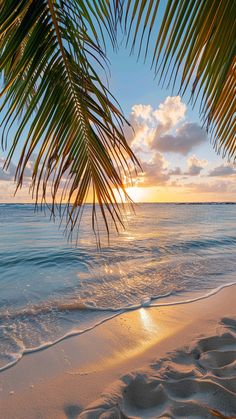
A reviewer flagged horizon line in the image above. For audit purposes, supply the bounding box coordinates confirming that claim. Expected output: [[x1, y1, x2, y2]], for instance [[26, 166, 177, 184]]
[[1, 201, 236, 205]]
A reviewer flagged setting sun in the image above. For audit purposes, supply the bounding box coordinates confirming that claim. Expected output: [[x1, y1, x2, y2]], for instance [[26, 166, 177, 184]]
[[125, 186, 145, 202]]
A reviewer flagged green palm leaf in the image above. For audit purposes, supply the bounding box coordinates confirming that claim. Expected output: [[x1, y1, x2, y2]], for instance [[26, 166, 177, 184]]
[[120, 0, 236, 158], [0, 0, 138, 238]]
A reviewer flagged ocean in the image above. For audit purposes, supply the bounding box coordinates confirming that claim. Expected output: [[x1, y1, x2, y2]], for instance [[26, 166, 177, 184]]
[[0, 203, 236, 371]]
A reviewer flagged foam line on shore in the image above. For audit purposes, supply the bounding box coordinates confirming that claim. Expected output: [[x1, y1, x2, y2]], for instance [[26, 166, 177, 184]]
[[1, 281, 236, 374]]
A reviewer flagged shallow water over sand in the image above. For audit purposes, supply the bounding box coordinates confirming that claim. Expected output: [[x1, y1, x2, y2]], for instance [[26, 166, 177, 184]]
[[0, 203, 236, 370]]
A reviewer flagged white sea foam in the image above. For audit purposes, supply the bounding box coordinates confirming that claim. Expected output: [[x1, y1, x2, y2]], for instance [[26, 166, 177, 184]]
[[1, 282, 236, 373]]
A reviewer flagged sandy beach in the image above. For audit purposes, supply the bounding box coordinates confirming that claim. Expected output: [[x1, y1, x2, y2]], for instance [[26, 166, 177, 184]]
[[0, 283, 235, 419]]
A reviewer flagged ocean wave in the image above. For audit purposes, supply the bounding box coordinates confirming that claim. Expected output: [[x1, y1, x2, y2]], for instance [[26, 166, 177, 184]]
[[1, 282, 236, 373], [2, 233, 236, 271], [0, 291, 173, 320]]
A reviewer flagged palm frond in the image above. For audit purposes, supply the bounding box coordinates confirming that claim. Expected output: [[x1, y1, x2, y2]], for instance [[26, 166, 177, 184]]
[[0, 0, 138, 239], [208, 407, 236, 419], [120, 0, 236, 159]]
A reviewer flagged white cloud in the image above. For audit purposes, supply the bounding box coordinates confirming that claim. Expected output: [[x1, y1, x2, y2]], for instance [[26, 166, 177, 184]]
[[186, 180, 235, 194], [185, 155, 208, 176], [125, 97, 209, 188], [151, 122, 207, 155], [208, 164, 236, 177], [128, 97, 207, 159], [131, 104, 153, 122], [136, 152, 170, 187], [169, 167, 182, 176], [153, 96, 187, 131], [129, 96, 187, 150], [0, 153, 41, 182], [0, 154, 46, 203], [159, 155, 208, 180], [0, 157, 16, 181]]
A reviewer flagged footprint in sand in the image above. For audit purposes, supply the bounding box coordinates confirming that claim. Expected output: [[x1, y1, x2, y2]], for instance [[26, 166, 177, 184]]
[[79, 317, 236, 419]]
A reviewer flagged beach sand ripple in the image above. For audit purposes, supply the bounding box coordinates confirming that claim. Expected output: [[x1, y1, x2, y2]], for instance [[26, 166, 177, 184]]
[[79, 317, 236, 419]]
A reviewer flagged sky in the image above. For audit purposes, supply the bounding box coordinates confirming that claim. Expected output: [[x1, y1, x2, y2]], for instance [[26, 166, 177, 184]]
[[107, 45, 236, 203], [0, 8, 235, 204]]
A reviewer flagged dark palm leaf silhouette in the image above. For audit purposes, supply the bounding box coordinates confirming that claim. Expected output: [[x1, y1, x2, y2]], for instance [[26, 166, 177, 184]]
[[0, 1, 139, 237]]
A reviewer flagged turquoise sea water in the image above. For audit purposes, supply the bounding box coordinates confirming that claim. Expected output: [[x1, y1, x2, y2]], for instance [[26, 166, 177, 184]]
[[0, 203, 236, 370]]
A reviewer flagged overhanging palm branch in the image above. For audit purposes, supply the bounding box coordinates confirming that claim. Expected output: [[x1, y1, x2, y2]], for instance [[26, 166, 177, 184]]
[[120, 0, 236, 158], [0, 1, 235, 238], [0, 0, 138, 238]]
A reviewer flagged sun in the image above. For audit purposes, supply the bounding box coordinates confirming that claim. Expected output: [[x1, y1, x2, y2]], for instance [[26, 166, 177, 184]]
[[113, 186, 144, 203], [125, 186, 145, 203]]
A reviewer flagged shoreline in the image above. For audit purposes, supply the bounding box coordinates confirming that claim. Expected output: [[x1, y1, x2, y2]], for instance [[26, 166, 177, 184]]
[[0, 283, 236, 418], [1, 280, 236, 375]]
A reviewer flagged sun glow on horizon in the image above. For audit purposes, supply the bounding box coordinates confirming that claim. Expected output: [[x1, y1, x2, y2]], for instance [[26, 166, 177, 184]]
[[114, 185, 155, 203], [125, 186, 146, 202]]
